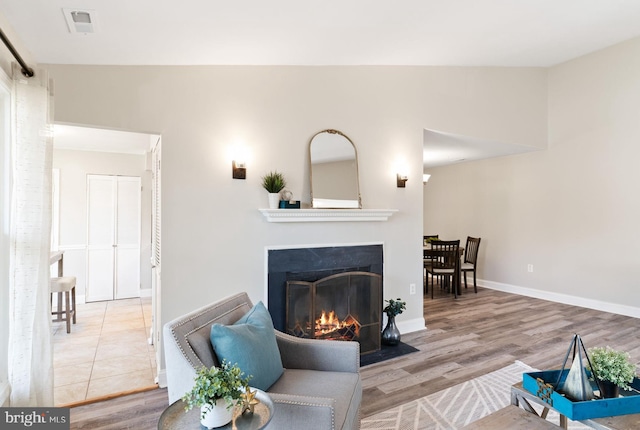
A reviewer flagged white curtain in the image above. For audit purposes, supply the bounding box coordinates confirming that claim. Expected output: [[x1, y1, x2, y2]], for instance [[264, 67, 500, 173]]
[[8, 64, 54, 406]]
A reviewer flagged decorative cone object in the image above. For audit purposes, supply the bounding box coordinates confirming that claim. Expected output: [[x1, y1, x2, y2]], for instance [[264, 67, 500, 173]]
[[556, 334, 595, 401]]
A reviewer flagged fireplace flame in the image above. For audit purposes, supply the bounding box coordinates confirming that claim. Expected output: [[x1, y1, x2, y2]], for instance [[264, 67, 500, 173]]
[[318, 310, 340, 328], [315, 310, 359, 339]]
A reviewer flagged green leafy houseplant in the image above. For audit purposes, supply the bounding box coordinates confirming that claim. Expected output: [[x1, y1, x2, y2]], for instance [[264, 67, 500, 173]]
[[261, 171, 286, 193], [182, 360, 252, 416], [383, 298, 406, 318], [587, 346, 637, 390]]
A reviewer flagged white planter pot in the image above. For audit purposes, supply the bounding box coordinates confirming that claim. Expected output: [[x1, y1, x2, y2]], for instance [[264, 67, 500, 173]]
[[267, 193, 280, 209], [200, 399, 233, 429]]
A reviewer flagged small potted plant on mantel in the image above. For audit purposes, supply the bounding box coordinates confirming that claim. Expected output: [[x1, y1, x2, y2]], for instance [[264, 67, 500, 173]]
[[182, 360, 252, 429], [587, 346, 637, 398], [381, 298, 406, 346], [261, 171, 286, 209]]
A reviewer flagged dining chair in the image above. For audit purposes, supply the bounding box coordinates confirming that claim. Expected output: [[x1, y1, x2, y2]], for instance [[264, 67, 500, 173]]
[[425, 239, 460, 299], [423, 235, 439, 293], [461, 236, 481, 293]]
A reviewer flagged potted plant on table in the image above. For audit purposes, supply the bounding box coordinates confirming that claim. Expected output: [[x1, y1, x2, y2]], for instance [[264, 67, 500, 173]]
[[587, 346, 637, 398], [381, 298, 406, 346], [182, 359, 252, 429], [261, 171, 287, 209]]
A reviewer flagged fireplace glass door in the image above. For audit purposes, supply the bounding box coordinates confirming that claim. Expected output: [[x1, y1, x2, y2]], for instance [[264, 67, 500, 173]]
[[286, 271, 382, 355]]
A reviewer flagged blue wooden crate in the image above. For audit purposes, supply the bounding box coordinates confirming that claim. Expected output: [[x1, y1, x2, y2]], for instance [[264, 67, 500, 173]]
[[523, 370, 640, 420]]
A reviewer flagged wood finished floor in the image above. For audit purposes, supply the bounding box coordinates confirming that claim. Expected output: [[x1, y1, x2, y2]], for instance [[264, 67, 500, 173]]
[[69, 287, 640, 429]]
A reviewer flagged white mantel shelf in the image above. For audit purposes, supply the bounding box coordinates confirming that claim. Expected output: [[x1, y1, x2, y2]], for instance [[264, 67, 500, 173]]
[[259, 208, 398, 223]]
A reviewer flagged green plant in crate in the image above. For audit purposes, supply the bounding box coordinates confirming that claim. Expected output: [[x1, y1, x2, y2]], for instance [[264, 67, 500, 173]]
[[587, 346, 636, 390]]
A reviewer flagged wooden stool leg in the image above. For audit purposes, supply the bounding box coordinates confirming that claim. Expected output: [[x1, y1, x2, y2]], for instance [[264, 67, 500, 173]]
[[57, 292, 63, 321], [65, 291, 71, 333], [72, 286, 76, 324]]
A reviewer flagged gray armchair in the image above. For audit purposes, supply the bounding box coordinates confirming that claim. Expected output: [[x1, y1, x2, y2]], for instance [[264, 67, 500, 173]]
[[163, 292, 362, 430]]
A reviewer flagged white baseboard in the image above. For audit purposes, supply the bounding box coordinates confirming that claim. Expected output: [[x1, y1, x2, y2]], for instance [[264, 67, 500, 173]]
[[69, 293, 150, 304], [397, 317, 426, 335], [156, 369, 167, 388], [52, 294, 86, 307], [479, 279, 640, 319]]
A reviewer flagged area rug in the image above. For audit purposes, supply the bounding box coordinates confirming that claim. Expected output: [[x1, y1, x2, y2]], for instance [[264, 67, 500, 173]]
[[361, 342, 420, 367], [361, 361, 591, 429]]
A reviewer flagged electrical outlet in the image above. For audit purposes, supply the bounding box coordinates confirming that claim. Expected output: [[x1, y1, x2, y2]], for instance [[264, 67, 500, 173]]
[[528, 264, 534, 273], [409, 283, 416, 295]]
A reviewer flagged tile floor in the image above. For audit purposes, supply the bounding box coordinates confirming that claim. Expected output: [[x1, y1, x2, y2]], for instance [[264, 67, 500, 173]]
[[52, 297, 158, 406]]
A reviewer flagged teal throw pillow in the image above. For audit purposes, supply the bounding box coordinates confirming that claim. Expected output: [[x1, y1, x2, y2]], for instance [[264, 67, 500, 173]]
[[210, 301, 283, 391]]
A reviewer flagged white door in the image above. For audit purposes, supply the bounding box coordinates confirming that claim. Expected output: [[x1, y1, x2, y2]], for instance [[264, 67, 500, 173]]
[[86, 175, 141, 302], [150, 137, 163, 383]]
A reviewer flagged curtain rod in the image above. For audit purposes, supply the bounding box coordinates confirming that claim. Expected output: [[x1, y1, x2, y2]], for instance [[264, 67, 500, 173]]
[[0, 26, 34, 78]]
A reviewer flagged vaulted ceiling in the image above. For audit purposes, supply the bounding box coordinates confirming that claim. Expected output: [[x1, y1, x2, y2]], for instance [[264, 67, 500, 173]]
[[3, 0, 640, 164]]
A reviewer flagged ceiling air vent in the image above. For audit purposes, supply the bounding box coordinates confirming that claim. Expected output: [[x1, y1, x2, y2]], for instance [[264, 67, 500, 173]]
[[63, 8, 97, 34]]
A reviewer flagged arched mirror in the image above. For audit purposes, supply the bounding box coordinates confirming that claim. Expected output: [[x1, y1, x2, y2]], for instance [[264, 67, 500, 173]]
[[309, 129, 361, 209]]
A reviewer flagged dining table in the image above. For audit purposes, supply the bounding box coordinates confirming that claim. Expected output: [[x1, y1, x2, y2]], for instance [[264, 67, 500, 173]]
[[423, 243, 464, 297]]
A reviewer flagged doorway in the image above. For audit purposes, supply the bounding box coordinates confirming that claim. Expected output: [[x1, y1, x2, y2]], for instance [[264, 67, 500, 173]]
[[51, 124, 162, 404]]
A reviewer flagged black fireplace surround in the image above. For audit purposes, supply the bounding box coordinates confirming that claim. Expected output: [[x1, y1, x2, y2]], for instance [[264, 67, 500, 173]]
[[267, 244, 383, 335]]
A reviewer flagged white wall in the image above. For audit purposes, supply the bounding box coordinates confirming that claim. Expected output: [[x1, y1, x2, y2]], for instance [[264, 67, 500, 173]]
[[52, 149, 152, 299], [43, 64, 547, 368], [424, 37, 640, 316]]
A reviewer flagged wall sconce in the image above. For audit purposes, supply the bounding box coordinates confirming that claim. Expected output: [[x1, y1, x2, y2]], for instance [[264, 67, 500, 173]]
[[232, 160, 246, 179], [423, 174, 431, 183], [397, 174, 408, 188]]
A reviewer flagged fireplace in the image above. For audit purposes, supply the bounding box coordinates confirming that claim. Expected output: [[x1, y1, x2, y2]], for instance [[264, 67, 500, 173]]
[[286, 271, 382, 354], [267, 244, 384, 355]]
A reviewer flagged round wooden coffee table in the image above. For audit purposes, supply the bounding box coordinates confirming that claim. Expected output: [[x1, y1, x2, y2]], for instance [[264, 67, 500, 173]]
[[158, 389, 274, 430]]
